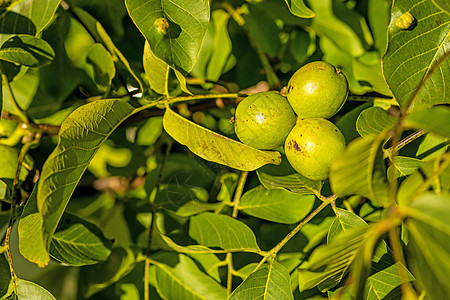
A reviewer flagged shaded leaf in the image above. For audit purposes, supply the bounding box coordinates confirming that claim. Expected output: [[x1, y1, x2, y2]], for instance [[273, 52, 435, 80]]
[[189, 212, 260, 251], [153, 253, 226, 300], [84, 43, 115, 93], [81, 247, 137, 297], [0, 11, 36, 45], [284, 0, 315, 18], [0, 34, 54, 67], [404, 106, 450, 138], [239, 186, 315, 224], [15, 279, 56, 299], [298, 226, 369, 291], [257, 170, 322, 195], [383, 0, 450, 111], [143, 41, 168, 95], [0, 253, 11, 298], [230, 260, 294, 300], [37, 99, 135, 258], [356, 107, 398, 138], [330, 136, 389, 206], [126, 0, 210, 73], [404, 193, 450, 299], [163, 106, 281, 171], [50, 214, 112, 266]]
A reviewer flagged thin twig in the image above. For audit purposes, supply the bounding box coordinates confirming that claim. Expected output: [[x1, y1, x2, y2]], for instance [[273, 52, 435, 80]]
[[383, 130, 425, 159]]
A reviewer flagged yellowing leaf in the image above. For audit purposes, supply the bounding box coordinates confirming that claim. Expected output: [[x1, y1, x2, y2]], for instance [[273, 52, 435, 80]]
[[163, 107, 281, 171]]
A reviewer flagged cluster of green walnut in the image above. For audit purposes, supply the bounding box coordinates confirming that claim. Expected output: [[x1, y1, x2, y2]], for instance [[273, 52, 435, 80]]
[[234, 61, 348, 181]]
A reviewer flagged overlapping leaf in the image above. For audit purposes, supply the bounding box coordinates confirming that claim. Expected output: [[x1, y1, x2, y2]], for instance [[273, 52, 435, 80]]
[[356, 107, 398, 138], [189, 212, 260, 252], [126, 0, 210, 73], [284, 0, 315, 18], [163, 107, 281, 171], [404, 106, 450, 138], [143, 41, 168, 95], [50, 214, 112, 266], [37, 99, 135, 259], [330, 135, 389, 206], [11, 0, 62, 35], [153, 253, 227, 300], [230, 260, 294, 300], [383, 0, 450, 111], [257, 170, 322, 195], [0, 34, 54, 67], [239, 186, 315, 224]]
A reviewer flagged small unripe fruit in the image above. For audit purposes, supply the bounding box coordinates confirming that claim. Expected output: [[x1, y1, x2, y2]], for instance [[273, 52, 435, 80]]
[[286, 61, 348, 119], [285, 118, 346, 180], [234, 92, 296, 150]]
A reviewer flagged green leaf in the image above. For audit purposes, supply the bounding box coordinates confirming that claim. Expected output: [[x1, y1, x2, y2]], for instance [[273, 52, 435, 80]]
[[11, 0, 61, 35], [84, 43, 115, 94], [404, 193, 450, 298], [432, 0, 450, 13], [125, 0, 210, 73], [153, 253, 227, 300], [383, 0, 450, 111], [330, 136, 389, 206], [143, 41, 168, 95], [404, 106, 450, 138], [0, 144, 31, 183], [37, 99, 134, 255], [387, 156, 423, 181], [336, 101, 373, 143], [356, 107, 398, 138], [298, 226, 369, 291], [81, 247, 137, 297], [50, 213, 112, 266], [0, 253, 11, 298], [0, 34, 54, 67], [163, 106, 281, 171], [284, 0, 315, 18], [15, 279, 56, 299], [187, 252, 221, 282], [309, 0, 365, 57], [239, 186, 315, 224], [189, 212, 260, 252], [230, 260, 294, 300], [257, 170, 322, 195], [70, 0, 127, 37], [0, 11, 36, 45], [18, 186, 50, 267], [328, 208, 368, 242]]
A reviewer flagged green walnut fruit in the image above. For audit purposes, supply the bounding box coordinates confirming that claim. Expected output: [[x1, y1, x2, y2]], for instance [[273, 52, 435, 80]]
[[286, 61, 348, 119], [285, 118, 346, 180], [234, 91, 296, 150]]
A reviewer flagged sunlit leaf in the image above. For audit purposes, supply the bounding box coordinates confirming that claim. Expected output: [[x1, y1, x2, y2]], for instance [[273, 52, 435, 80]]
[[143, 41, 168, 95], [432, 0, 450, 13], [230, 260, 294, 300], [328, 208, 368, 242], [163, 106, 281, 171], [0, 34, 54, 67], [387, 156, 423, 181], [152, 252, 226, 300], [15, 279, 56, 299], [11, 0, 61, 35], [257, 168, 322, 195], [239, 186, 315, 224], [383, 0, 450, 111], [18, 187, 50, 267], [356, 107, 398, 138], [50, 214, 112, 266], [404, 106, 450, 138], [189, 212, 260, 252], [84, 43, 115, 94], [330, 135, 389, 206], [126, 0, 210, 73], [37, 99, 135, 256], [284, 0, 315, 18]]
